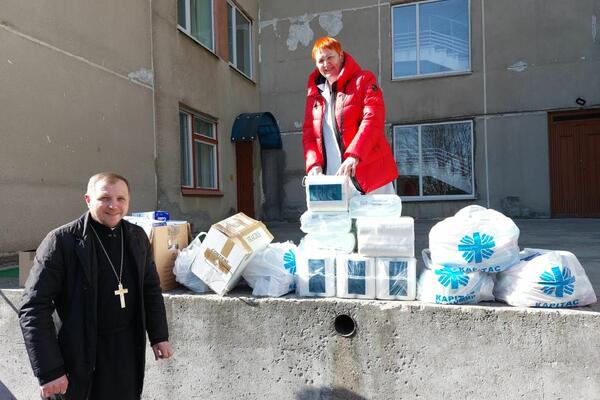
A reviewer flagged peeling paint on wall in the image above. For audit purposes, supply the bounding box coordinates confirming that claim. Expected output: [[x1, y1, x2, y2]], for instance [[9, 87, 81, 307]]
[[128, 68, 154, 86], [507, 61, 528, 72], [318, 11, 343, 37], [287, 15, 314, 51]]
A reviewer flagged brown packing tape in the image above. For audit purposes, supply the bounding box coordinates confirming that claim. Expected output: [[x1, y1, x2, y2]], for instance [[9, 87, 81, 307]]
[[214, 212, 257, 237], [204, 247, 232, 273], [221, 239, 234, 258]]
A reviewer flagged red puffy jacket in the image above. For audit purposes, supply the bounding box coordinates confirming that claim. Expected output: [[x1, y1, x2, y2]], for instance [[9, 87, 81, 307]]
[[302, 52, 398, 194]]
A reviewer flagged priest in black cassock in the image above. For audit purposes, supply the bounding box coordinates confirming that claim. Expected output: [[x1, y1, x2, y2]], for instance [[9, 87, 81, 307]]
[[19, 172, 173, 399]]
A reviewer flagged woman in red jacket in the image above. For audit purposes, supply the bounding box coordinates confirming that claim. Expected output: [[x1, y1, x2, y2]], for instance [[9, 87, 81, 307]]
[[303, 36, 398, 194]]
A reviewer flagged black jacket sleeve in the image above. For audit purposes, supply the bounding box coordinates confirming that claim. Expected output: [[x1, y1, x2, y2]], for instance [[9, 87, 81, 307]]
[[138, 231, 169, 346], [19, 230, 67, 384]]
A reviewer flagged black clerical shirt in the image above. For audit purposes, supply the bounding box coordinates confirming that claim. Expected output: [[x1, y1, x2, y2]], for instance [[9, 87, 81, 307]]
[[89, 219, 139, 334]]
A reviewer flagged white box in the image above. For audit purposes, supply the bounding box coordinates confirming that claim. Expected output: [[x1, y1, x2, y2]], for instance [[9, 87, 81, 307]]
[[335, 254, 375, 299], [296, 250, 336, 297], [375, 257, 416, 300], [305, 175, 349, 212], [356, 216, 414, 257], [190, 213, 273, 296]]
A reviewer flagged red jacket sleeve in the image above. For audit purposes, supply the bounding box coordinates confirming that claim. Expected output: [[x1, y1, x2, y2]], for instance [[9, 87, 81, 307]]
[[302, 95, 323, 173], [344, 71, 386, 160]]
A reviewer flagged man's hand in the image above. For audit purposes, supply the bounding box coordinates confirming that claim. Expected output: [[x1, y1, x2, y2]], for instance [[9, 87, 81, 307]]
[[336, 156, 358, 177], [308, 166, 323, 176], [152, 341, 173, 361], [40, 374, 68, 398]]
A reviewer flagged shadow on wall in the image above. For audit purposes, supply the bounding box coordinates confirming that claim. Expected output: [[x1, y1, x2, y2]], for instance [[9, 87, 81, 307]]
[[0, 380, 17, 400], [296, 387, 367, 400]]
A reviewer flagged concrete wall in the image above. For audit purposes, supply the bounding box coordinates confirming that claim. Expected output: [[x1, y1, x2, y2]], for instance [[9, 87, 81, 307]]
[[152, 0, 262, 232], [258, 0, 600, 220], [0, 0, 157, 252], [2, 289, 600, 399]]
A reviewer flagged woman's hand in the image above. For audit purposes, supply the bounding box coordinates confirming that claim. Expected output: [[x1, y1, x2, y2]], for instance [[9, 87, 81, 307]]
[[308, 166, 323, 176], [336, 156, 358, 177]]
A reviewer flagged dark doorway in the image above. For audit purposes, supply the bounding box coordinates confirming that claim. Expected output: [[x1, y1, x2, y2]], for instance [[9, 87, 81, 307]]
[[549, 109, 600, 217], [235, 141, 255, 217]]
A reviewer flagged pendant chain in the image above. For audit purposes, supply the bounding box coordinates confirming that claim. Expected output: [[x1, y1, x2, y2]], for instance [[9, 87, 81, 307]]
[[90, 224, 124, 284]]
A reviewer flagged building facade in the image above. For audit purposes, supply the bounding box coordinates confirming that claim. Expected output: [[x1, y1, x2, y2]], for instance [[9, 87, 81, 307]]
[[1, 0, 261, 252], [258, 0, 600, 220]]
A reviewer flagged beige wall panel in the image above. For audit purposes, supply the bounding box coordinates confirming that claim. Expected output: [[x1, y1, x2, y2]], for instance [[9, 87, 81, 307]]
[[152, 0, 261, 231], [2, 0, 152, 78], [0, 30, 156, 252]]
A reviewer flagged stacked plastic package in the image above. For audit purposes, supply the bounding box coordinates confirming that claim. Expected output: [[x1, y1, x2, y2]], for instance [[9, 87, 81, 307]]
[[418, 205, 597, 308], [297, 175, 352, 297], [297, 175, 416, 300]]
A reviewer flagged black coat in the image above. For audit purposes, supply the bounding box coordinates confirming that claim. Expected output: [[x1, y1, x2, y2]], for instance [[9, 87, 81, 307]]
[[19, 212, 169, 398]]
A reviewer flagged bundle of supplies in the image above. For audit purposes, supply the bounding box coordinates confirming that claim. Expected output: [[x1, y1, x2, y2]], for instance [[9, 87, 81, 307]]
[[336, 254, 376, 299], [349, 194, 402, 218], [494, 248, 597, 308], [300, 211, 352, 234], [417, 249, 494, 304], [429, 205, 520, 273], [356, 216, 414, 257], [174, 232, 211, 293], [126, 213, 190, 291], [305, 175, 350, 212], [299, 232, 355, 254], [190, 213, 273, 296], [241, 242, 298, 297], [375, 257, 416, 300], [296, 249, 336, 297]]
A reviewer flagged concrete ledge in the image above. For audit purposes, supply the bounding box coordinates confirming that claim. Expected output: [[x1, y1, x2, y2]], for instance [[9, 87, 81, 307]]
[[2, 288, 600, 400]]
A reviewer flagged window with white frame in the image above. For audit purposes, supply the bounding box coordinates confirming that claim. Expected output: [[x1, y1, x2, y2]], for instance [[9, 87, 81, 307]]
[[393, 120, 474, 199], [179, 109, 218, 191], [177, 0, 214, 51], [227, 2, 252, 78], [392, 0, 470, 79]]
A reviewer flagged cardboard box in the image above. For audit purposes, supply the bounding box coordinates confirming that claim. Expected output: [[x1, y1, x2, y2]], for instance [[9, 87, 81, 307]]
[[19, 250, 36, 287], [190, 213, 273, 295], [150, 223, 191, 291]]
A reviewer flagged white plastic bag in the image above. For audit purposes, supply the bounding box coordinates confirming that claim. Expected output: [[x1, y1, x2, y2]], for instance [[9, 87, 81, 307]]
[[494, 248, 597, 308], [349, 194, 402, 218], [299, 211, 352, 234], [173, 232, 211, 293], [417, 249, 495, 305], [429, 205, 520, 273], [241, 242, 298, 297], [299, 232, 356, 254]]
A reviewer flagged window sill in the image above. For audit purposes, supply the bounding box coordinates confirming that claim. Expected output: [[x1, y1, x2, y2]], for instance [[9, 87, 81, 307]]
[[181, 187, 224, 197], [229, 63, 256, 84], [177, 27, 218, 59], [392, 70, 472, 82]]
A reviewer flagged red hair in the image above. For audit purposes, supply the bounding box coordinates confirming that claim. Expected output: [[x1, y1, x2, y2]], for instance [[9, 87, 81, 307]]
[[311, 36, 343, 60]]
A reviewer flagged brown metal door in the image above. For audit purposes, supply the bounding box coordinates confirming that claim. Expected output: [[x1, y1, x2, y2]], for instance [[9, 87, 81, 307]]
[[235, 141, 255, 218], [549, 109, 600, 217]]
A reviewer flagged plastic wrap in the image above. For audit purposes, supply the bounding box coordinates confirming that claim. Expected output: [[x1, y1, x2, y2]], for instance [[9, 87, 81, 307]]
[[299, 232, 356, 254], [296, 250, 336, 297], [356, 216, 414, 257], [349, 194, 402, 218], [335, 254, 376, 299], [299, 210, 352, 234], [375, 257, 416, 300]]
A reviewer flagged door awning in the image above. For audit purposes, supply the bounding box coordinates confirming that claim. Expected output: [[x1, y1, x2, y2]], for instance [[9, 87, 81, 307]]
[[231, 112, 282, 149]]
